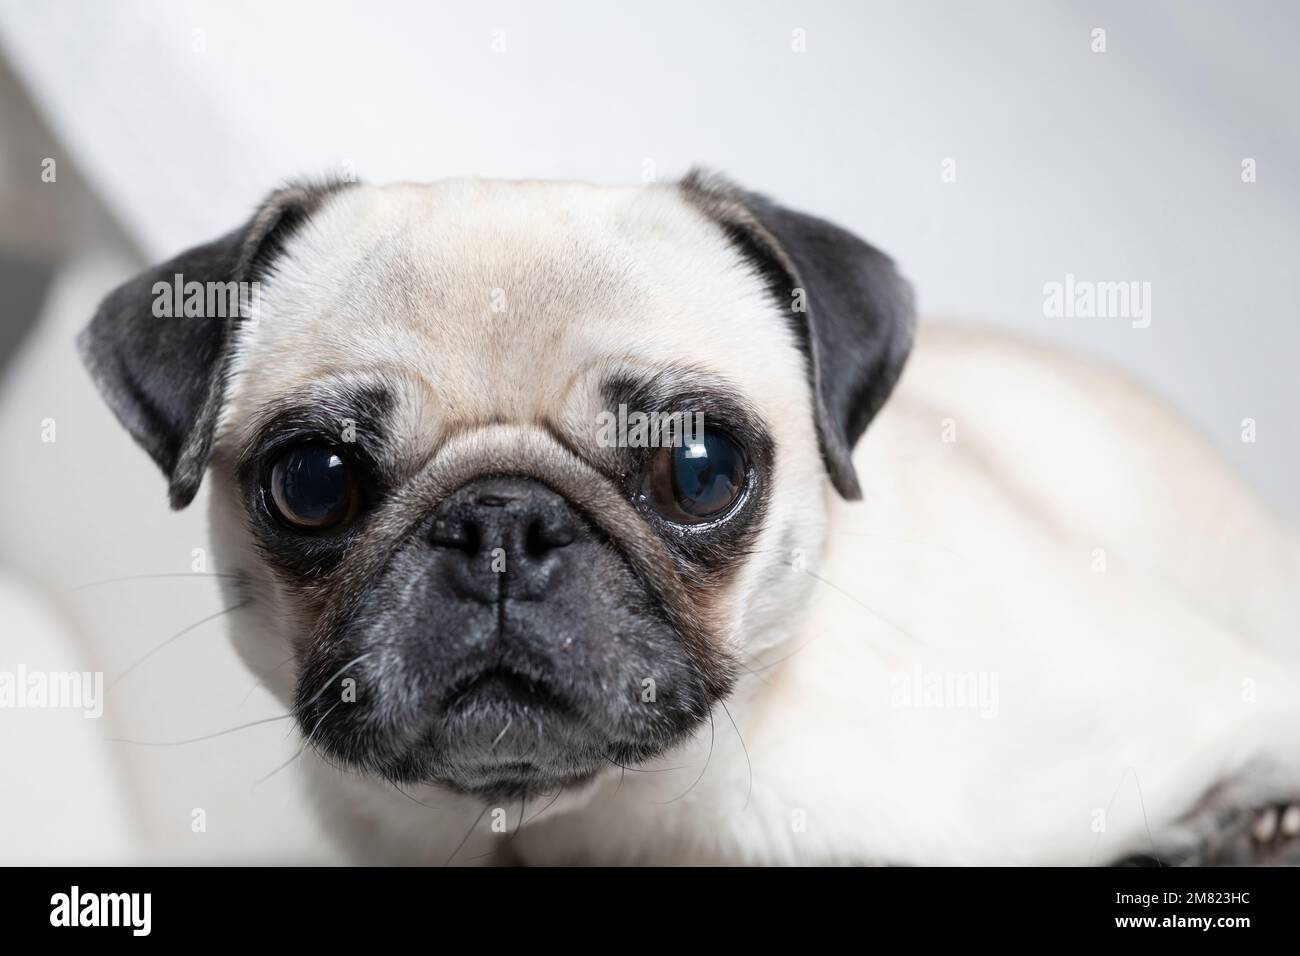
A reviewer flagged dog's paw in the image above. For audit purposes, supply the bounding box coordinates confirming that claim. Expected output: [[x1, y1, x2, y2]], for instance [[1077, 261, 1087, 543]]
[[1186, 801, 1300, 866], [1113, 794, 1300, 867], [1245, 804, 1300, 864]]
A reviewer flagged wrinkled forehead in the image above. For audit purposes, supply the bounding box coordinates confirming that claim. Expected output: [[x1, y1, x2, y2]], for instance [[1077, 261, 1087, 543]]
[[223, 179, 804, 441]]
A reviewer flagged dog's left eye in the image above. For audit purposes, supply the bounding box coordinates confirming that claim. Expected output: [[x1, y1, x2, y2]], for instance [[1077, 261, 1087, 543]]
[[266, 445, 358, 531], [639, 431, 747, 524]]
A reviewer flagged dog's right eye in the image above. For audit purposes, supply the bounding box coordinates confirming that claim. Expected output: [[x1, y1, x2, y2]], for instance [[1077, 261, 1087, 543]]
[[266, 445, 359, 531], [638, 430, 748, 525]]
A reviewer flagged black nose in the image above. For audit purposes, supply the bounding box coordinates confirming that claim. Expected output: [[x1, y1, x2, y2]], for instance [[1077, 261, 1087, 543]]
[[427, 477, 583, 602]]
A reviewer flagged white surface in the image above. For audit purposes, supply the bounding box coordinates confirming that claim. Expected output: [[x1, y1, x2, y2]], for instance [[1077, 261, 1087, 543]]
[[0, 571, 134, 864], [0, 254, 338, 862]]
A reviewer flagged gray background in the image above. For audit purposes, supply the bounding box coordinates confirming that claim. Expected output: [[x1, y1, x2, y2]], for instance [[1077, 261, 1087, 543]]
[[0, 0, 1295, 862]]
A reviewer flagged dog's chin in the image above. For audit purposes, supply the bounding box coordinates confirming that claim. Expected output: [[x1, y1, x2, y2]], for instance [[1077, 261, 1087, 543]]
[[316, 666, 669, 801], [424, 759, 603, 803], [425, 667, 611, 799]]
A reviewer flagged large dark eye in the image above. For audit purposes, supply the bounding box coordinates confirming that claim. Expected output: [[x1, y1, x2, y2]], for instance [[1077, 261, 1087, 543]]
[[640, 431, 747, 524], [267, 446, 358, 531]]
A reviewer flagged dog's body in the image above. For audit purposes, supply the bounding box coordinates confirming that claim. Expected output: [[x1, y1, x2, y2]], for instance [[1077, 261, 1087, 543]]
[[273, 325, 1300, 866], [82, 176, 1300, 865]]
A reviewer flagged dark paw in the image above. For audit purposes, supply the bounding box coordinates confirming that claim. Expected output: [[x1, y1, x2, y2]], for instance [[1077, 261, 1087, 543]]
[[1239, 804, 1300, 865], [1113, 802, 1300, 867]]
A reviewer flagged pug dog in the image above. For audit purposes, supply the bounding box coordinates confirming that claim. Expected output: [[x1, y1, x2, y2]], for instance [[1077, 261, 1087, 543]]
[[79, 172, 1300, 865]]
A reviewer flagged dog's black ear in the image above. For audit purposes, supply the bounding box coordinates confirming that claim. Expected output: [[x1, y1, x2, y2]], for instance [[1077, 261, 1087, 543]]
[[78, 180, 355, 509], [680, 170, 915, 500]]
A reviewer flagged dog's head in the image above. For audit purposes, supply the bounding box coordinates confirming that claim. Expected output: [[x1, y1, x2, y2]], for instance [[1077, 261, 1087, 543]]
[[79, 172, 913, 799]]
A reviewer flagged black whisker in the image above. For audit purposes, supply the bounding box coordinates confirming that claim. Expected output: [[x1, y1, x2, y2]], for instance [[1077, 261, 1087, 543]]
[[801, 569, 924, 646], [298, 652, 372, 711], [604, 754, 688, 773], [719, 699, 753, 811], [471, 793, 532, 860], [253, 745, 305, 787], [107, 713, 292, 747], [742, 632, 827, 674], [71, 572, 243, 592], [443, 804, 490, 867], [740, 545, 928, 648], [241, 656, 295, 706], [390, 781, 446, 813], [654, 709, 716, 804], [255, 700, 340, 789], [522, 787, 564, 827], [108, 600, 251, 690]]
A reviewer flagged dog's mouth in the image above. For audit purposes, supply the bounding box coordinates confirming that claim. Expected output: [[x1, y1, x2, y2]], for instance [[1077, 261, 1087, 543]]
[[364, 664, 608, 798], [441, 665, 575, 720]]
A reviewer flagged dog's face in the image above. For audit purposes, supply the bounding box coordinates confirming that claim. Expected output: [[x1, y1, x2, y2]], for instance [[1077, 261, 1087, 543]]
[[80, 173, 913, 799]]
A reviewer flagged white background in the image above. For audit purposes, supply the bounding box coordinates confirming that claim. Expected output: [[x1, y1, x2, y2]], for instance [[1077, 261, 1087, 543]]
[[0, 0, 1295, 862]]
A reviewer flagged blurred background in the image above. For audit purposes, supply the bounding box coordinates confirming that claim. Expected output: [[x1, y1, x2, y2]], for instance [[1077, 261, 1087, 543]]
[[0, 0, 1296, 863]]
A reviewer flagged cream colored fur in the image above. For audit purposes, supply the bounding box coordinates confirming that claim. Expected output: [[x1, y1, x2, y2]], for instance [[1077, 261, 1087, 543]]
[[206, 180, 1300, 864]]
